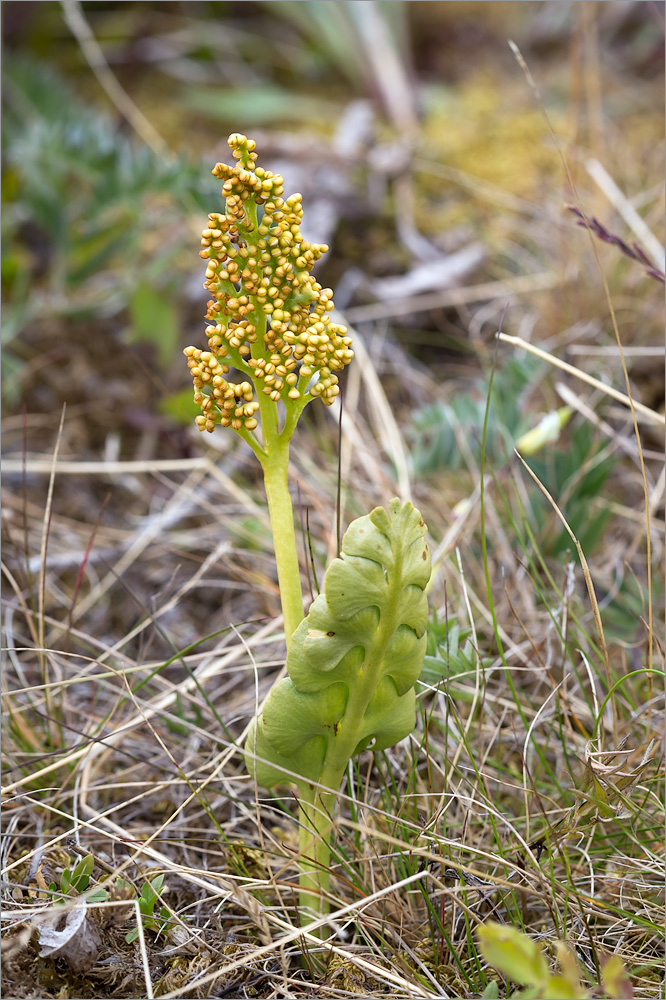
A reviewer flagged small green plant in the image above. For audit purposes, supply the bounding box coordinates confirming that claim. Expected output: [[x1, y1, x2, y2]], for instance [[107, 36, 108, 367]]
[[421, 610, 493, 696], [47, 854, 106, 904], [2, 55, 215, 401], [477, 921, 634, 999], [124, 874, 174, 944], [523, 421, 616, 558], [185, 136, 431, 928], [47, 857, 175, 944], [408, 354, 546, 474]]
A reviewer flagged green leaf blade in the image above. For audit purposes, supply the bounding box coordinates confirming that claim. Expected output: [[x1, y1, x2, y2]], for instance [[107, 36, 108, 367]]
[[244, 499, 431, 931], [477, 922, 550, 989], [245, 500, 430, 792]]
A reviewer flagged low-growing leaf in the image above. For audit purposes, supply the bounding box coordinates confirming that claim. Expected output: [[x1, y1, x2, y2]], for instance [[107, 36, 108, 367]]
[[245, 716, 327, 790], [60, 869, 71, 894], [477, 922, 550, 989], [129, 281, 180, 368], [181, 85, 340, 126], [515, 407, 572, 455], [261, 679, 348, 755], [150, 874, 165, 894], [70, 854, 94, 892], [542, 974, 588, 999], [86, 888, 108, 904], [601, 954, 633, 999]]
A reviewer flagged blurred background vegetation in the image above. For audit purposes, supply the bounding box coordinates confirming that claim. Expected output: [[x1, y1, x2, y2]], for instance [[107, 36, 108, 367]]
[[3, 0, 663, 635], [3, 1, 663, 433], [2, 0, 663, 644]]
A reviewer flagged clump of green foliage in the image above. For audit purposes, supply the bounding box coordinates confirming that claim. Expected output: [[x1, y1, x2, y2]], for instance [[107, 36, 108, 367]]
[[47, 854, 106, 905], [2, 55, 215, 399], [122, 874, 175, 944], [47, 854, 176, 944]]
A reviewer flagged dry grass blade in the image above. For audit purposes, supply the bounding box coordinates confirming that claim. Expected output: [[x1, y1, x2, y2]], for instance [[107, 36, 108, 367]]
[[60, 0, 170, 156], [585, 157, 666, 272], [333, 311, 412, 500], [499, 333, 665, 427], [509, 36, 659, 687], [158, 870, 438, 1000], [345, 271, 561, 324], [513, 449, 616, 741]]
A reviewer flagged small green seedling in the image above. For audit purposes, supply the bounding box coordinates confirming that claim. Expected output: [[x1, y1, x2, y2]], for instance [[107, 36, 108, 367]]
[[47, 857, 175, 943], [125, 874, 174, 944], [185, 136, 431, 928], [48, 854, 107, 904]]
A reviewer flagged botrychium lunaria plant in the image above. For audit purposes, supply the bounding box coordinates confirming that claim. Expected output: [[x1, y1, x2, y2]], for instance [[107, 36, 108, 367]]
[[185, 134, 431, 931]]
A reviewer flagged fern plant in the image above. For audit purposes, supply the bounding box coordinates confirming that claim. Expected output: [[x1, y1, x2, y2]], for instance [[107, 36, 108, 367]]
[[183, 134, 431, 928]]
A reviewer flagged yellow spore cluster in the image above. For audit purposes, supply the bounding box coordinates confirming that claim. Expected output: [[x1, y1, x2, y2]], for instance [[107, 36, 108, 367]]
[[185, 133, 353, 434]]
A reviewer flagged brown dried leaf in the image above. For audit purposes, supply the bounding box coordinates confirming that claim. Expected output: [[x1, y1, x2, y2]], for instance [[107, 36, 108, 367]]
[[35, 900, 100, 973]]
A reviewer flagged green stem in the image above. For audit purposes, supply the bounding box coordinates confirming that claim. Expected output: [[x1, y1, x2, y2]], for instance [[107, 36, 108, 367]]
[[243, 298, 305, 647], [260, 439, 304, 648], [298, 789, 335, 928]]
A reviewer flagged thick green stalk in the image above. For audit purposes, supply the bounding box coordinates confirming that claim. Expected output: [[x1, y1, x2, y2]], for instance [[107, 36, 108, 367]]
[[260, 439, 304, 648], [298, 791, 335, 925]]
